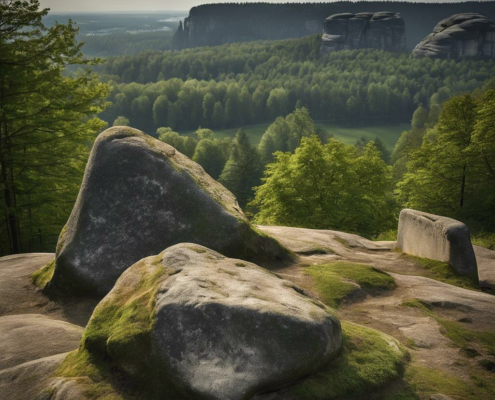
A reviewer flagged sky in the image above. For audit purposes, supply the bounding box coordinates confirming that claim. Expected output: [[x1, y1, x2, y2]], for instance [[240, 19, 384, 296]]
[[39, 0, 310, 13], [38, 0, 469, 13]]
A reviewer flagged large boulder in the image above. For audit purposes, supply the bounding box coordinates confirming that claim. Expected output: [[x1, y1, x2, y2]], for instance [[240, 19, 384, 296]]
[[320, 11, 406, 54], [412, 13, 495, 59], [396, 209, 477, 276], [45, 127, 289, 297], [66, 244, 342, 400]]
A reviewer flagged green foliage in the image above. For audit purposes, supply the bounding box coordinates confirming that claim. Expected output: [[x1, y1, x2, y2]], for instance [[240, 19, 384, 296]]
[[0, 0, 109, 255], [192, 139, 227, 179], [306, 262, 396, 308], [98, 39, 495, 131], [31, 259, 55, 290], [471, 232, 495, 250], [396, 91, 495, 231], [283, 321, 407, 399], [113, 116, 130, 126], [157, 127, 197, 158], [251, 136, 395, 236], [402, 255, 480, 291], [219, 129, 262, 207]]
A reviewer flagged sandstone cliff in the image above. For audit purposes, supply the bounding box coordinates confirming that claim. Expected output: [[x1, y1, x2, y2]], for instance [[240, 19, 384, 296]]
[[172, 2, 495, 51], [413, 13, 495, 59], [320, 12, 406, 54]]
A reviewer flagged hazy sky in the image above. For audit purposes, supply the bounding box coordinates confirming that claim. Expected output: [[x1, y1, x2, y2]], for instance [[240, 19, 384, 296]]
[[39, 0, 311, 12]]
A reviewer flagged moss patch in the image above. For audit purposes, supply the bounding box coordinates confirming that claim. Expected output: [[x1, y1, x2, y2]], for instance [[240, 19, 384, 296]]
[[334, 237, 352, 248], [279, 321, 407, 399], [55, 257, 177, 399], [31, 259, 55, 290], [307, 262, 396, 308], [402, 299, 495, 356], [403, 363, 495, 400], [402, 254, 480, 291], [472, 232, 495, 250]]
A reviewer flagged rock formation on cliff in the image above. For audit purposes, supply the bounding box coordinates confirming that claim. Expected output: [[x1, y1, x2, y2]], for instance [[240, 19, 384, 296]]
[[45, 126, 289, 297], [412, 13, 495, 59], [320, 11, 406, 54], [172, 2, 495, 51], [63, 244, 342, 400]]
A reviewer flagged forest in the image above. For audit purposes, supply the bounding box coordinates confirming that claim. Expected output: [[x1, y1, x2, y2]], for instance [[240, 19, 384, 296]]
[[96, 35, 495, 132], [1, 3, 495, 255]]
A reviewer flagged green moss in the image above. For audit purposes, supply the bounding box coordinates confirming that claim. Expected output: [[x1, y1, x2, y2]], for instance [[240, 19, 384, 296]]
[[402, 298, 495, 356], [334, 237, 351, 248], [402, 254, 480, 291], [55, 350, 127, 400], [31, 259, 55, 290], [374, 229, 397, 241], [55, 258, 174, 399], [307, 262, 396, 308], [403, 364, 495, 400], [282, 321, 407, 399], [471, 232, 495, 250]]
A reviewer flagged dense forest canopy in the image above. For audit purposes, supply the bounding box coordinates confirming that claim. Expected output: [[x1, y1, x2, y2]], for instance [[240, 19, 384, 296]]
[[96, 35, 495, 132]]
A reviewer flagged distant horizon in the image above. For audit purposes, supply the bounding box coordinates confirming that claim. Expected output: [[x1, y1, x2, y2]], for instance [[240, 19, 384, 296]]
[[40, 0, 494, 13]]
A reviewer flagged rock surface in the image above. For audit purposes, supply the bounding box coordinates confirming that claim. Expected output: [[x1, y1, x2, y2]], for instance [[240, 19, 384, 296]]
[[320, 11, 406, 54], [396, 209, 477, 276], [474, 245, 495, 291], [47, 126, 288, 297], [412, 13, 495, 59], [77, 244, 342, 400]]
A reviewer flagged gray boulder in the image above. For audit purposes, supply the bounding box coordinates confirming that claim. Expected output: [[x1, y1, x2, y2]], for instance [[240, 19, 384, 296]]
[[412, 13, 495, 59], [321, 11, 406, 54], [45, 126, 289, 297], [396, 209, 477, 276], [77, 244, 342, 400]]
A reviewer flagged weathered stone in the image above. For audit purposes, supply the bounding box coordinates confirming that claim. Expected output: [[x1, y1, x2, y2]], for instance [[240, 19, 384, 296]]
[[321, 11, 406, 54], [46, 127, 289, 297], [412, 13, 495, 59], [79, 244, 342, 400], [396, 209, 477, 276]]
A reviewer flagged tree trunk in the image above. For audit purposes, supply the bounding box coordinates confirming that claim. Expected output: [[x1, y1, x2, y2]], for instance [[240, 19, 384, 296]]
[[459, 165, 466, 208]]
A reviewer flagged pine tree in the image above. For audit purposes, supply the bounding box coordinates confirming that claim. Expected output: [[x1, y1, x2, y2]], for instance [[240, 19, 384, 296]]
[[0, 0, 109, 253]]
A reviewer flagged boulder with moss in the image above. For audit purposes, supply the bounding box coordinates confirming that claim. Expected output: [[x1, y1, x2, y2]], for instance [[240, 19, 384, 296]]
[[44, 126, 289, 297], [52, 244, 342, 400], [396, 209, 477, 277]]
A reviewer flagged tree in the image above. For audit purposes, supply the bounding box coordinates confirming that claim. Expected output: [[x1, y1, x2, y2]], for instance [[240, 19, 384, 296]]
[[193, 139, 227, 179], [411, 105, 429, 130], [211, 101, 225, 128], [157, 128, 197, 158], [0, 0, 108, 254], [251, 136, 393, 236], [219, 129, 262, 207], [195, 128, 214, 141], [396, 94, 495, 227], [266, 88, 288, 119], [153, 94, 170, 128], [113, 116, 130, 126]]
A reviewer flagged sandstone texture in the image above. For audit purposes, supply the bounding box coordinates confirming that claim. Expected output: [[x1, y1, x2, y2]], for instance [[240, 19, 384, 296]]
[[320, 11, 406, 54], [396, 209, 477, 276], [474, 245, 495, 291], [76, 244, 342, 400], [412, 13, 495, 59], [47, 126, 288, 297]]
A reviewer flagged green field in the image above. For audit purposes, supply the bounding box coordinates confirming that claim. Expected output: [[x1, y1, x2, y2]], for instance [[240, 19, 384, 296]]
[[181, 122, 410, 150]]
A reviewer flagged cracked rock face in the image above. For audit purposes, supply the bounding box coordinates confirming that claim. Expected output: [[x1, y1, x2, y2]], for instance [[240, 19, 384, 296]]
[[47, 127, 288, 297], [83, 244, 343, 400], [412, 13, 495, 59], [320, 11, 406, 54]]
